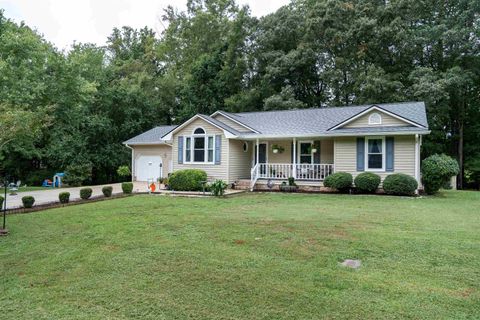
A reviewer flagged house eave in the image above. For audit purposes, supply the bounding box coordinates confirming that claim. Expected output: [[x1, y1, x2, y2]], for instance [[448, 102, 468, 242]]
[[235, 130, 430, 140]]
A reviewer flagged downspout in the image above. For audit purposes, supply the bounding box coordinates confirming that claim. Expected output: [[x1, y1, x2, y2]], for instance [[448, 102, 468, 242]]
[[414, 134, 420, 193], [125, 144, 134, 182]]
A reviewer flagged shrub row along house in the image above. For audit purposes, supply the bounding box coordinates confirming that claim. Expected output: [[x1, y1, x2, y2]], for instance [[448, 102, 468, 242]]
[[123, 102, 429, 192]]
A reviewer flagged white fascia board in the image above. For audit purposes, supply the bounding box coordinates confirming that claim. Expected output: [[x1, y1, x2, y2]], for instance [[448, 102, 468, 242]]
[[124, 142, 173, 146], [328, 106, 426, 131], [235, 130, 430, 140], [162, 114, 238, 140]]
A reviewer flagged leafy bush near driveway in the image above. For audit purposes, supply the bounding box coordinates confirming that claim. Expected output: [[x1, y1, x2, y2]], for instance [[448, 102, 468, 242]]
[[383, 174, 418, 196], [354, 172, 381, 193], [0, 195, 4, 209], [80, 188, 93, 200], [102, 186, 113, 197], [59, 192, 70, 204], [324, 172, 353, 193], [422, 154, 459, 195], [64, 163, 92, 187], [210, 180, 228, 196], [168, 169, 207, 191], [22, 196, 35, 208], [121, 182, 134, 194]]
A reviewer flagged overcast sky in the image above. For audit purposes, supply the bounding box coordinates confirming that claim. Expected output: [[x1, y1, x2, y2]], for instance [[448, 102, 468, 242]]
[[0, 0, 289, 50]]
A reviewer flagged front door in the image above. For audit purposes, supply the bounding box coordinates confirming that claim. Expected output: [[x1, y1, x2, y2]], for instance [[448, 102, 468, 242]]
[[255, 143, 267, 175]]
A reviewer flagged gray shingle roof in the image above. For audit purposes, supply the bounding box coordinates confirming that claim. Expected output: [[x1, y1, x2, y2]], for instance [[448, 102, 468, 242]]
[[197, 114, 241, 135], [123, 125, 177, 145], [220, 101, 428, 137]]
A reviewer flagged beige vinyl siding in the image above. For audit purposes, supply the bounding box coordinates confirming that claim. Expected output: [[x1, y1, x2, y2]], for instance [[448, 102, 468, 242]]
[[132, 144, 173, 180], [334, 135, 416, 180], [320, 140, 334, 163], [268, 140, 292, 163], [229, 140, 252, 182], [213, 114, 253, 133], [172, 118, 229, 182], [344, 110, 410, 128]]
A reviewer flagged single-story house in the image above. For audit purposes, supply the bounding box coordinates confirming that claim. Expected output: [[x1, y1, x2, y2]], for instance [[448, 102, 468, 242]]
[[123, 101, 430, 191]]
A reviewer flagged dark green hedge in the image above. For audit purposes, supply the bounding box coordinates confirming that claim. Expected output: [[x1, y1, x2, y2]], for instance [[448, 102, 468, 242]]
[[22, 196, 35, 208], [383, 174, 418, 196], [102, 186, 113, 197], [59, 192, 70, 204], [168, 169, 208, 191], [421, 154, 459, 195], [354, 172, 381, 193], [121, 182, 134, 194], [324, 172, 353, 193], [80, 188, 93, 200]]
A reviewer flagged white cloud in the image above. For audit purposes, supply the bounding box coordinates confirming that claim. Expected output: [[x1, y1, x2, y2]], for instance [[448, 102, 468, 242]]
[[0, 0, 289, 50]]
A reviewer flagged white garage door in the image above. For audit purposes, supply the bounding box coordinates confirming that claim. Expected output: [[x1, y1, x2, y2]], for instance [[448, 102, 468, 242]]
[[136, 156, 163, 181]]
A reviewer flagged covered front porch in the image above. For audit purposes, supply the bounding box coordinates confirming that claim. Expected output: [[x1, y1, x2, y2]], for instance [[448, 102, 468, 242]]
[[249, 138, 335, 188]]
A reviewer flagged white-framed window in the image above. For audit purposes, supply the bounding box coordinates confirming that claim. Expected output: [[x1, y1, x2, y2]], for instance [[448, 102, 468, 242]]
[[365, 136, 385, 171], [368, 112, 382, 125], [298, 141, 313, 164], [184, 127, 215, 164]]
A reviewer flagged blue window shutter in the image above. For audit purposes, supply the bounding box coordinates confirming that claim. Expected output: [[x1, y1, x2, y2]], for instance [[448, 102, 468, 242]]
[[386, 137, 394, 172], [356, 137, 365, 171], [313, 140, 321, 164], [178, 136, 183, 164], [215, 135, 221, 165]]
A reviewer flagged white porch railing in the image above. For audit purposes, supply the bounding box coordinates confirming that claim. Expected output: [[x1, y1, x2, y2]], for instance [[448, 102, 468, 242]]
[[256, 163, 334, 181], [250, 163, 259, 191]]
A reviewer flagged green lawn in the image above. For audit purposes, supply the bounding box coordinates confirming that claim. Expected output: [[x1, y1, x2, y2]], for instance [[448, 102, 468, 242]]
[[1, 191, 479, 319]]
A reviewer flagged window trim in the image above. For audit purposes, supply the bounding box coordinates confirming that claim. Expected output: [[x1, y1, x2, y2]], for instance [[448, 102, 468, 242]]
[[365, 136, 385, 171], [368, 112, 382, 125], [183, 128, 215, 164], [297, 140, 314, 164]]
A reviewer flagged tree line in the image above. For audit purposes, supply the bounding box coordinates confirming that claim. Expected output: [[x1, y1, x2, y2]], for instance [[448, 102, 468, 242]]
[[0, 0, 479, 188]]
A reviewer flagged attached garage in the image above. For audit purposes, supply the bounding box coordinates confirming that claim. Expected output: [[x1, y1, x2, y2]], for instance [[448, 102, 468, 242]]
[[136, 155, 163, 182], [123, 126, 176, 182]]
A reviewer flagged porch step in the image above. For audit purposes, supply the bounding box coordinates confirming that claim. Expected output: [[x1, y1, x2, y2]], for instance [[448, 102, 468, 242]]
[[233, 179, 251, 190]]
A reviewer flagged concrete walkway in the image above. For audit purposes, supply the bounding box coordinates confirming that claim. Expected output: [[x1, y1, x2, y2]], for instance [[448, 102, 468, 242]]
[[3, 183, 135, 209]]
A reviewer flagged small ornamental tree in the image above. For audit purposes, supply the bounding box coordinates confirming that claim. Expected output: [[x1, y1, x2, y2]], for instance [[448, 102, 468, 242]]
[[422, 154, 460, 194]]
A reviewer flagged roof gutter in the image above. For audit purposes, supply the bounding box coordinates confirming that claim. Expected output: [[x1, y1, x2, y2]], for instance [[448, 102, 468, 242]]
[[235, 130, 431, 140]]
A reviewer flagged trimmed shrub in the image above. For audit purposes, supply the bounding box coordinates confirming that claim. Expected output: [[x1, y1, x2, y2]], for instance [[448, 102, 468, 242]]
[[422, 154, 459, 195], [0, 195, 4, 209], [168, 169, 207, 191], [324, 172, 353, 193], [102, 186, 113, 197], [288, 177, 296, 186], [59, 192, 70, 204], [354, 172, 381, 193], [210, 180, 228, 196], [121, 182, 134, 194], [80, 188, 93, 200], [117, 165, 131, 178], [22, 196, 35, 208], [383, 174, 418, 196]]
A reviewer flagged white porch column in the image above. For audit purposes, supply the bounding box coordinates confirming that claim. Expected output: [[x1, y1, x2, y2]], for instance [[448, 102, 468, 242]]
[[293, 137, 297, 179], [414, 134, 420, 193], [256, 138, 259, 166]]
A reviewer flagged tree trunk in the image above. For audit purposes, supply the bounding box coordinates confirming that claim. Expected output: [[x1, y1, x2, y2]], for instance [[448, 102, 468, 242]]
[[458, 117, 464, 189]]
